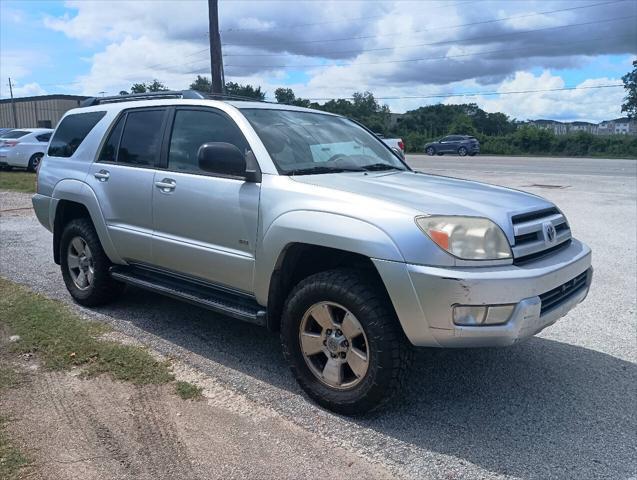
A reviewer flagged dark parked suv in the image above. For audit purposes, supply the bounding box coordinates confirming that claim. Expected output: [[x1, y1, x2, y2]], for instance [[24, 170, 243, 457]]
[[424, 135, 479, 156]]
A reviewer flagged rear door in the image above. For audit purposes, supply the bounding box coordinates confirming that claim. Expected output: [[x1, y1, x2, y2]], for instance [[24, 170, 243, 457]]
[[439, 136, 454, 153], [87, 107, 168, 264], [150, 106, 260, 293]]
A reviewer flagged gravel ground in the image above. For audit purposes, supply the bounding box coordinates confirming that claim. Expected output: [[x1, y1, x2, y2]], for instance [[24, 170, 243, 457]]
[[1, 156, 635, 479]]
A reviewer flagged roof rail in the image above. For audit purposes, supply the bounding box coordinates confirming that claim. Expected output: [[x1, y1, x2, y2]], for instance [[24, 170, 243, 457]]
[[80, 90, 276, 107], [80, 90, 206, 107]]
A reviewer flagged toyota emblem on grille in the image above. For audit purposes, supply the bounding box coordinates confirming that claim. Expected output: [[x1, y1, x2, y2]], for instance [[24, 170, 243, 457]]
[[544, 222, 556, 244]]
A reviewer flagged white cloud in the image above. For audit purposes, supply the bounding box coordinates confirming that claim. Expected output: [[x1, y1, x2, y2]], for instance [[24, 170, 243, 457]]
[[39, 0, 637, 121], [0, 50, 49, 98], [445, 71, 626, 122], [12, 82, 47, 97]]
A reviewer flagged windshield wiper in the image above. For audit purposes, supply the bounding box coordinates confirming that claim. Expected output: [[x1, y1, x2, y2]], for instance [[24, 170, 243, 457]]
[[360, 163, 405, 172], [286, 166, 364, 176]]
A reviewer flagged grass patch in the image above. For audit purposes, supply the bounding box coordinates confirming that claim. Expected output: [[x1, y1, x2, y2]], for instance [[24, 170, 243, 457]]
[[0, 278, 173, 385], [0, 171, 35, 193], [175, 381, 203, 401], [0, 416, 28, 480], [0, 366, 20, 390]]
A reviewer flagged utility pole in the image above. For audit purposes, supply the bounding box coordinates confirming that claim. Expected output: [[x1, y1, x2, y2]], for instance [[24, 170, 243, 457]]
[[8, 77, 18, 128], [208, 0, 224, 94]]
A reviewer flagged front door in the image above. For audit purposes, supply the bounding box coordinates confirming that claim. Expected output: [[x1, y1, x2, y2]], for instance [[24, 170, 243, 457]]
[[86, 107, 167, 264], [151, 107, 260, 293]]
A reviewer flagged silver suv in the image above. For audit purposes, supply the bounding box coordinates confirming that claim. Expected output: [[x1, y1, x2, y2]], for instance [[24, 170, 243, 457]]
[[33, 91, 592, 414]]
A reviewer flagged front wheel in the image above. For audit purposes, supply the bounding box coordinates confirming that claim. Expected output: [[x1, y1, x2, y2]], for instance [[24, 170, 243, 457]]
[[281, 269, 412, 415], [458, 147, 467, 156], [425, 147, 435, 156]]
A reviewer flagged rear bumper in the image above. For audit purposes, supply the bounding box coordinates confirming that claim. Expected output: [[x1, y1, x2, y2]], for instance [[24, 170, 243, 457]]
[[373, 238, 592, 347]]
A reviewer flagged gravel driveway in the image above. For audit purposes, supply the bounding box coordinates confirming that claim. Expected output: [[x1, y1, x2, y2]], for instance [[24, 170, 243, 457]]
[[1, 157, 635, 479]]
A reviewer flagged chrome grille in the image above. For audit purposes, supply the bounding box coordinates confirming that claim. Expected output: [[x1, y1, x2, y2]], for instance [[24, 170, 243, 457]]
[[511, 207, 571, 264]]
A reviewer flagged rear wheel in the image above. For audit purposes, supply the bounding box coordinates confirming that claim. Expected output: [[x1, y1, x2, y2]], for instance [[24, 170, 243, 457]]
[[281, 269, 412, 415], [458, 146, 468, 156], [27, 153, 43, 172], [60, 218, 124, 306], [425, 147, 435, 156]]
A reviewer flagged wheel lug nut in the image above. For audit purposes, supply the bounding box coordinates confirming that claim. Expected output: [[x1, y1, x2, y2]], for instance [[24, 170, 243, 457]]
[[336, 329, 342, 336], [326, 329, 332, 335], [340, 352, 346, 359]]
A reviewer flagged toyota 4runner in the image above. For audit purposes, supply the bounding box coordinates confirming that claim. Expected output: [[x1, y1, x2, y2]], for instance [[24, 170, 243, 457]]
[[33, 91, 592, 414]]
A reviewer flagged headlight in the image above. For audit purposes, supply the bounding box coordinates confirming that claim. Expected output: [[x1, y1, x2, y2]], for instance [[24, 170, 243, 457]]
[[415, 215, 512, 260]]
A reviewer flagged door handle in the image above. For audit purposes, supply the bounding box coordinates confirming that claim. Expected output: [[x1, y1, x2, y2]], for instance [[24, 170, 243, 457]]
[[94, 170, 110, 181], [155, 178, 176, 191]]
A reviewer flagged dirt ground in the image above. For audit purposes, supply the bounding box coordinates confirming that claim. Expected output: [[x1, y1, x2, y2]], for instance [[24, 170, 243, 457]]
[[0, 330, 394, 480]]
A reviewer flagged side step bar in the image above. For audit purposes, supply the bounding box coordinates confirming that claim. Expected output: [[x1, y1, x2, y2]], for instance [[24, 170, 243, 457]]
[[110, 266, 267, 326]]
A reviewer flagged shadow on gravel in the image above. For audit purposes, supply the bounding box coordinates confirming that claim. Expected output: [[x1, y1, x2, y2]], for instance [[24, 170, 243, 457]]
[[97, 286, 636, 479]]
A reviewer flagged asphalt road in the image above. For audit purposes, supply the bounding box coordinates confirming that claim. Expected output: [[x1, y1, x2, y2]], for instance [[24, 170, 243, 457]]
[[1, 156, 636, 479], [406, 154, 637, 177]]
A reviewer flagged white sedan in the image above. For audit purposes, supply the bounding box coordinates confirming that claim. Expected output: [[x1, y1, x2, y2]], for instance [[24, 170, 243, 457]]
[[0, 128, 53, 171]]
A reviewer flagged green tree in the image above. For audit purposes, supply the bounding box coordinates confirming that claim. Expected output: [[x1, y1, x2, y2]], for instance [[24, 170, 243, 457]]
[[275, 88, 296, 104], [147, 79, 168, 92], [190, 75, 212, 93], [129, 80, 168, 94], [225, 82, 265, 100], [621, 60, 637, 119], [130, 83, 147, 94], [448, 114, 477, 136]]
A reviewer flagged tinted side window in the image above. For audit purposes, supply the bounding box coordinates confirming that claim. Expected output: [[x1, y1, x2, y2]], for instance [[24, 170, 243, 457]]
[[98, 115, 125, 163], [48, 111, 106, 157], [117, 110, 165, 167], [2, 130, 29, 139], [167, 109, 248, 175], [36, 133, 51, 142]]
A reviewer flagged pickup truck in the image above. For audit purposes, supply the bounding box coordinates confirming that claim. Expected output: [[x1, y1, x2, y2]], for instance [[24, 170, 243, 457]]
[[376, 133, 405, 159], [32, 91, 592, 414]]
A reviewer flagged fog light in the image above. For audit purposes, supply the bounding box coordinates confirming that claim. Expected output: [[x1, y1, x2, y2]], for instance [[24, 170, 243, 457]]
[[453, 304, 516, 326], [453, 306, 487, 325], [484, 305, 515, 325]]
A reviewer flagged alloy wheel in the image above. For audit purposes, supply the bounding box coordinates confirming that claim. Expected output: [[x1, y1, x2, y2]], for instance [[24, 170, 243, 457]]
[[299, 301, 370, 389], [67, 236, 95, 290]]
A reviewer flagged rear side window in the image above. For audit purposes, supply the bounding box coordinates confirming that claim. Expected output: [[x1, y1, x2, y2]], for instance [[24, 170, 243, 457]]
[[1, 130, 29, 139], [98, 115, 125, 163], [116, 110, 165, 167], [48, 111, 106, 157], [167, 109, 248, 174], [36, 133, 51, 142]]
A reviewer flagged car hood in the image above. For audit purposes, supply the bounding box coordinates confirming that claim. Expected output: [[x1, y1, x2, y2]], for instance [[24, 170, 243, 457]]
[[291, 171, 553, 237]]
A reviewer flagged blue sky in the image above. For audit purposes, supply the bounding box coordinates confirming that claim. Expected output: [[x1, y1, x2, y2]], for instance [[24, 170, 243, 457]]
[[1, 0, 635, 121]]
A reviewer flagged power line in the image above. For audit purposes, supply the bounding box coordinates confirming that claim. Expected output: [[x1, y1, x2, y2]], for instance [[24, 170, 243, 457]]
[[219, 28, 634, 69], [222, 15, 635, 58], [219, 0, 473, 33], [221, 0, 626, 46], [303, 84, 625, 101]]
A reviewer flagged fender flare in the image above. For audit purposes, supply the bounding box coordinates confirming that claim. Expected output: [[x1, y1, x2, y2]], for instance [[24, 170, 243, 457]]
[[51, 179, 124, 264], [254, 210, 404, 304]]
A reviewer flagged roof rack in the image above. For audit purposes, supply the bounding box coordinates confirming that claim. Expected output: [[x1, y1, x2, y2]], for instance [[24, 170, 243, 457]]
[[80, 90, 276, 107]]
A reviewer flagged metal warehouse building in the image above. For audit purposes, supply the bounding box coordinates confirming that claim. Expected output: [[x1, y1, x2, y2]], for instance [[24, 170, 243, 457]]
[[0, 94, 88, 129]]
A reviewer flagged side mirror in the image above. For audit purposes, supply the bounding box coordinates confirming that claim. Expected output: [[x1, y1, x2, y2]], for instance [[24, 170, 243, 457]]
[[197, 142, 247, 178]]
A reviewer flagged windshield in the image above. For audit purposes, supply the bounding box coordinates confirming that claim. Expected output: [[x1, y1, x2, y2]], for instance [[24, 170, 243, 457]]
[[241, 109, 408, 175]]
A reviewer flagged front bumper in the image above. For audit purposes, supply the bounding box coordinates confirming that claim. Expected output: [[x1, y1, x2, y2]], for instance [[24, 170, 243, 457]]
[[373, 238, 592, 347]]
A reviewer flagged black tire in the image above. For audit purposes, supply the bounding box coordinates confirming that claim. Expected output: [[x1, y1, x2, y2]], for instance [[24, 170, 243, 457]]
[[27, 153, 43, 172], [60, 218, 124, 307], [458, 146, 467, 156], [425, 147, 435, 156], [281, 269, 413, 415]]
